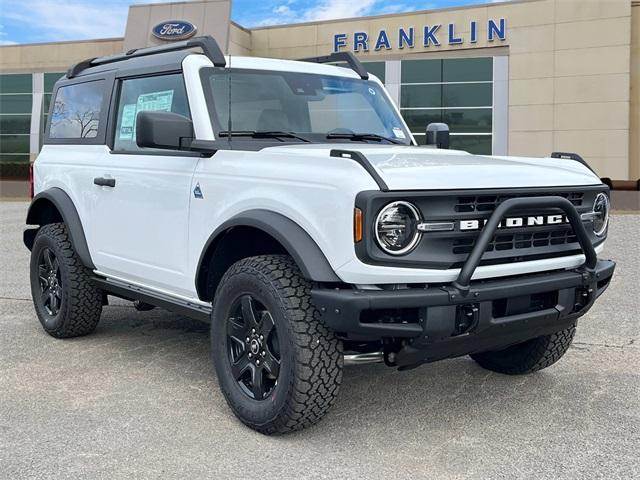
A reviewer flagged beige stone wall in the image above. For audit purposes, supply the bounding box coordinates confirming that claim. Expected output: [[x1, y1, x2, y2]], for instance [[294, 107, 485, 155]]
[[229, 22, 252, 55], [630, 2, 640, 180], [251, 0, 634, 179], [123, 0, 231, 52], [506, 0, 632, 180], [0, 38, 124, 73], [0, 0, 635, 180]]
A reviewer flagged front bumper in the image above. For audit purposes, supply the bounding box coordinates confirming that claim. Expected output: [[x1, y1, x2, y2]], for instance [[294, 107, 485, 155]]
[[312, 259, 615, 367], [313, 195, 615, 369]]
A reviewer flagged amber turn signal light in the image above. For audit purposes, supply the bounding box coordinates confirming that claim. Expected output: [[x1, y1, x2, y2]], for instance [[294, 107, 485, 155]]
[[354, 208, 363, 243]]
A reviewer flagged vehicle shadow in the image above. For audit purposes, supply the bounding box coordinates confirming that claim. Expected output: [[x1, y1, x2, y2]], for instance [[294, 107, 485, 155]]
[[93, 303, 564, 439]]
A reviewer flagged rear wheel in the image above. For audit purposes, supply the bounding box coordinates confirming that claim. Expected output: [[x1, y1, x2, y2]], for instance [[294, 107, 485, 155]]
[[211, 255, 343, 434], [470, 326, 576, 375], [29, 223, 102, 338]]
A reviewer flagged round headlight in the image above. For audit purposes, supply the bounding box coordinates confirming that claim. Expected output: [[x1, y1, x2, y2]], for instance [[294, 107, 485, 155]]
[[592, 193, 610, 236], [374, 201, 421, 255]]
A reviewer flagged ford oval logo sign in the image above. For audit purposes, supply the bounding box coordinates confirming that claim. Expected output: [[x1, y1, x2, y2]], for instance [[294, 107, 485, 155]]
[[152, 20, 197, 41]]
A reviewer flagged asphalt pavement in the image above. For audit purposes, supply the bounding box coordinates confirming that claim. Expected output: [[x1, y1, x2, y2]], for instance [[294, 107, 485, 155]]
[[1, 201, 638, 479]]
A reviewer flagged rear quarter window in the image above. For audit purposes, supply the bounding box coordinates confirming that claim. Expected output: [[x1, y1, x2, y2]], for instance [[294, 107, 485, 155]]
[[49, 80, 106, 139]]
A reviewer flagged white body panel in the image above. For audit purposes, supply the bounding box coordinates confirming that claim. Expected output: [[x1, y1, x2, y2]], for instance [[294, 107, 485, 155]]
[[33, 54, 606, 303]]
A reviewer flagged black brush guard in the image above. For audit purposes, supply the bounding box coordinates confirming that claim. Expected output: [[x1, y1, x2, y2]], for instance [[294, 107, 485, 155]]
[[311, 196, 615, 368]]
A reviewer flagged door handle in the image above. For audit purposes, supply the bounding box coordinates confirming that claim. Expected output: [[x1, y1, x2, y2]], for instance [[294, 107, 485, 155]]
[[94, 177, 116, 187]]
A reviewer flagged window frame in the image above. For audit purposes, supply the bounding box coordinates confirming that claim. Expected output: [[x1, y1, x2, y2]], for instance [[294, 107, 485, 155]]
[[108, 70, 199, 157], [44, 73, 115, 145], [398, 57, 495, 155]]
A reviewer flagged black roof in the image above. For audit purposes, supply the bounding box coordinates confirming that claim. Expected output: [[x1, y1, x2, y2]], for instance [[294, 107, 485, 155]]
[[65, 35, 370, 81], [67, 36, 226, 79]]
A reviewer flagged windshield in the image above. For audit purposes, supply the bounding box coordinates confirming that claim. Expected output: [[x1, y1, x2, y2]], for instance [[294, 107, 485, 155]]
[[201, 68, 412, 145]]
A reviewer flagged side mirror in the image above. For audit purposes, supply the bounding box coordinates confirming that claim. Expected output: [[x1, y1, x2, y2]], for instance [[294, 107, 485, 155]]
[[136, 111, 194, 150], [425, 122, 450, 149]]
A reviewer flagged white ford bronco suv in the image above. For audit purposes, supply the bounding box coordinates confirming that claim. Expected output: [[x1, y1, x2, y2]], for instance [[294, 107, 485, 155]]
[[24, 36, 615, 434]]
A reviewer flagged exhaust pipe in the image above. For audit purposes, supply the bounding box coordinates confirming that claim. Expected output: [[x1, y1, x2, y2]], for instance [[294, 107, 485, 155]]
[[343, 351, 384, 365]]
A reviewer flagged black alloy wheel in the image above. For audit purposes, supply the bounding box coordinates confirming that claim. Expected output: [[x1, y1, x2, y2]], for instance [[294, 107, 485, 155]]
[[37, 247, 63, 316], [211, 255, 343, 434], [30, 223, 103, 338], [227, 295, 281, 400]]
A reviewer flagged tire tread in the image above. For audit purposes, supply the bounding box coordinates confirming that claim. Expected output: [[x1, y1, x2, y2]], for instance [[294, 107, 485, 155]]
[[32, 223, 102, 338], [470, 326, 576, 375], [216, 254, 343, 434]]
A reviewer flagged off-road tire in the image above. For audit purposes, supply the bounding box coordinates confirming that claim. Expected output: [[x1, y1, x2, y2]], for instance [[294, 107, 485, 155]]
[[211, 254, 343, 435], [470, 325, 576, 375], [30, 223, 102, 338]]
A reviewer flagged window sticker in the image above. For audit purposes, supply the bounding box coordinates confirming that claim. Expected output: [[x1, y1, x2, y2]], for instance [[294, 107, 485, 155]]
[[118, 90, 175, 142], [119, 104, 137, 140], [136, 89, 174, 113], [392, 127, 406, 139]]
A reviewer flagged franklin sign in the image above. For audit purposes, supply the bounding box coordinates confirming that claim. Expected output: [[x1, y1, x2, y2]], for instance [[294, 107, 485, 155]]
[[333, 18, 506, 53]]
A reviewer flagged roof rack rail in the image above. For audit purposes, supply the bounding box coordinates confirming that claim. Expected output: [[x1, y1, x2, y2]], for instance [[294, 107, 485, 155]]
[[299, 52, 369, 80], [67, 35, 226, 79]]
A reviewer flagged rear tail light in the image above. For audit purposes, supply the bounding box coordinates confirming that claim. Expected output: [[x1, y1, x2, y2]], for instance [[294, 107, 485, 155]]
[[28, 162, 34, 199]]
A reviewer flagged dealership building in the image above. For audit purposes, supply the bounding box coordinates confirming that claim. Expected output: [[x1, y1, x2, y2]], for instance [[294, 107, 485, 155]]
[[0, 0, 638, 195]]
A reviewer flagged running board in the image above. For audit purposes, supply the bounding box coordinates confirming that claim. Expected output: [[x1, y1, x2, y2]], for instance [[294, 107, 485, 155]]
[[91, 276, 211, 322]]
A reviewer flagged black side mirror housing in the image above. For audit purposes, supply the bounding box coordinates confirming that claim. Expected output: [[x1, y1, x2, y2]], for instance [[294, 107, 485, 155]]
[[425, 122, 450, 149], [136, 111, 194, 150]]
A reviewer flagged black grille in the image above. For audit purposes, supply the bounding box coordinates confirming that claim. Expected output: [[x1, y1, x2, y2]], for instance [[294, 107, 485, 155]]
[[455, 192, 584, 213], [453, 227, 579, 255], [354, 186, 605, 271]]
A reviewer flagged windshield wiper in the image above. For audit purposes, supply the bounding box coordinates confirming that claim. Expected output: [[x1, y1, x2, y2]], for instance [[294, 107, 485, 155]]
[[326, 132, 404, 145], [219, 130, 311, 143]]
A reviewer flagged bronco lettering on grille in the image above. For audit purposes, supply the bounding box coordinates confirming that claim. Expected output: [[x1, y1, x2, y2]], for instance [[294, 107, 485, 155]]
[[459, 214, 568, 231]]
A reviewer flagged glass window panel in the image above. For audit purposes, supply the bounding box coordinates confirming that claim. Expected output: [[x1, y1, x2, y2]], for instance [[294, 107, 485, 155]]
[[0, 153, 30, 178], [400, 84, 442, 108], [0, 74, 32, 94], [44, 73, 65, 93], [401, 59, 441, 83], [413, 134, 427, 146], [50, 81, 105, 139], [443, 83, 492, 107], [0, 115, 31, 134], [363, 62, 385, 83], [332, 62, 385, 83], [114, 74, 190, 151], [204, 69, 411, 143], [443, 58, 493, 82], [401, 109, 442, 131], [450, 135, 492, 155], [443, 108, 492, 133], [0, 94, 32, 114], [42, 94, 53, 115], [0, 134, 30, 153]]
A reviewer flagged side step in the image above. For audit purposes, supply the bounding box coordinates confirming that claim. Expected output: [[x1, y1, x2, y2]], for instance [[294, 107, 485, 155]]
[[91, 276, 211, 322]]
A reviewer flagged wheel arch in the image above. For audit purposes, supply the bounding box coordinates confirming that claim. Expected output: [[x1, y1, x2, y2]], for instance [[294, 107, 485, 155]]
[[195, 210, 341, 301], [24, 188, 95, 270]]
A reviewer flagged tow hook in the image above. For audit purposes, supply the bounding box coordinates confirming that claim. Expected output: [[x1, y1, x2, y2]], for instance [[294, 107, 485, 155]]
[[454, 303, 479, 335]]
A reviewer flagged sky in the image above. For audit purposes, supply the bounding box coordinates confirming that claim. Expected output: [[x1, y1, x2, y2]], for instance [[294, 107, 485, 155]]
[[0, 0, 507, 46]]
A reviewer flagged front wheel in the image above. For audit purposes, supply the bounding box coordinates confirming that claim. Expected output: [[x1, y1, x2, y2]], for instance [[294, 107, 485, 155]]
[[211, 255, 343, 434], [470, 326, 576, 375]]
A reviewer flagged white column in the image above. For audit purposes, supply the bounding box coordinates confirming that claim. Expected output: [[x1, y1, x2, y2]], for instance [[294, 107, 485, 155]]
[[30, 73, 44, 156], [384, 60, 401, 108], [492, 56, 509, 156]]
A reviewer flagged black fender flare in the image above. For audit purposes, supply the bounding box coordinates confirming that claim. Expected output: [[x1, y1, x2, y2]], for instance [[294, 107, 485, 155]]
[[24, 188, 95, 270], [196, 210, 341, 297]]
